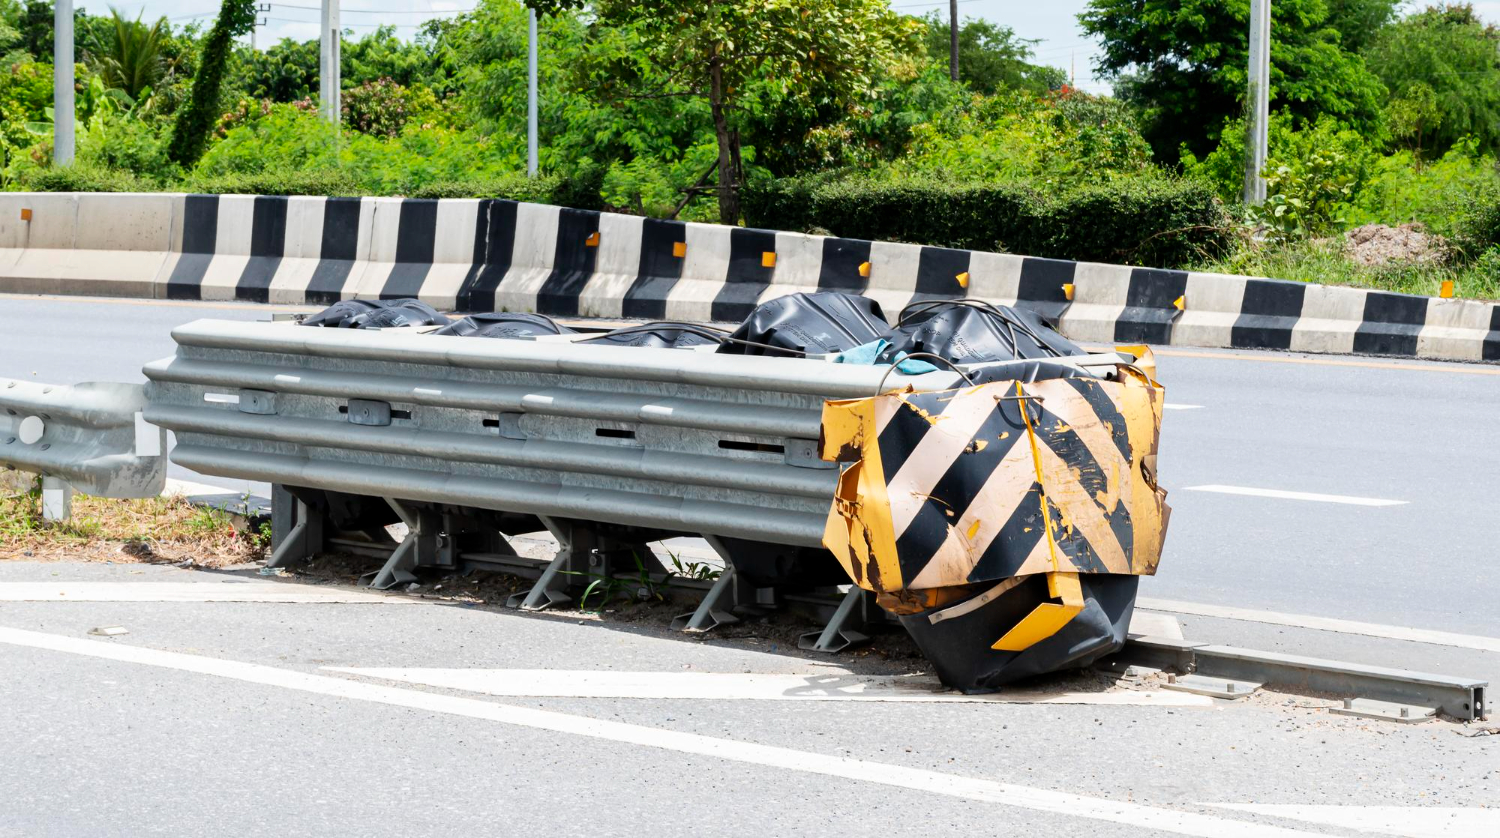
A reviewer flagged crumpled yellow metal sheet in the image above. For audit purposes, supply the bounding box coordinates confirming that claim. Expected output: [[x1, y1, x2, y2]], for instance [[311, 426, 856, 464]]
[[819, 348, 1169, 605]]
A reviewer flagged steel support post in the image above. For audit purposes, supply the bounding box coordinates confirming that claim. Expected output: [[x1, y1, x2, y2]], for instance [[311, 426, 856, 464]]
[[266, 493, 325, 568], [40, 476, 72, 522], [798, 586, 873, 653]]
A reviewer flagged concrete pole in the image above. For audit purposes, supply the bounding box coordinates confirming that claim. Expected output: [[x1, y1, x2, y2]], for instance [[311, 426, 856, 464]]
[[53, 0, 74, 166], [320, 0, 341, 124], [527, 8, 538, 177], [948, 0, 959, 82], [1243, 0, 1270, 205]]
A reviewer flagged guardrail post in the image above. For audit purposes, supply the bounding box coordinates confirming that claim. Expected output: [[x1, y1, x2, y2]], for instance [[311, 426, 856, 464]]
[[798, 586, 874, 653], [40, 476, 72, 522], [267, 488, 325, 569]]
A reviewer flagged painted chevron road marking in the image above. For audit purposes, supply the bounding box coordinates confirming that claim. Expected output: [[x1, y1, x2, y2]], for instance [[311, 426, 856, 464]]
[[0, 626, 1327, 837], [1180, 485, 1407, 507]]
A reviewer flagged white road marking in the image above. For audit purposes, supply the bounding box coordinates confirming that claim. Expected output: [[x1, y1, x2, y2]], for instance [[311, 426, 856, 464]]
[[0, 626, 1324, 838], [1205, 804, 1500, 838], [326, 668, 1214, 707], [1138, 598, 1500, 654], [0, 582, 415, 604], [1179, 485, 1407, 507], [1163, 403, 1203, 410], [163, 478, 239, 497]]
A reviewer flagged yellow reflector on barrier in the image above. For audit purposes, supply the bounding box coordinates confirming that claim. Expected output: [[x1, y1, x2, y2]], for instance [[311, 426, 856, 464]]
[[1441, 280, 1455, 298], [1062, 282, 1074, 301], [20, 208, 32, 222], [585, 232, 600, 247], [955, 271, 970, 289], [859, 261, 871, 278], [762, 251, 777, 268], [672, 241, 686, 258], [1173, 295, 1185, 311]]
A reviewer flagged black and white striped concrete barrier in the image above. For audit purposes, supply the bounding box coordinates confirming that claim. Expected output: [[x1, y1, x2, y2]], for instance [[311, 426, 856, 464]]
[[2, 191, 1496, 363]]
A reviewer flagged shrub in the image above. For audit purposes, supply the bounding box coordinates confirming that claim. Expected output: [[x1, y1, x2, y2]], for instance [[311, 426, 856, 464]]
[[743, 172, 1230, 268], [1455, 190, 1500, 259], [183, 167, 363, 196], [342, 78, 411, 138], [1348, 142, 1500, 238], [406, 174, 559, 203], [12, 162, 150, 192]]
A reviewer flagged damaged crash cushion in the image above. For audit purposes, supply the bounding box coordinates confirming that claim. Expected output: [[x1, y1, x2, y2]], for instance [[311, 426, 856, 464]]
[[817, 351, 1169, 686]]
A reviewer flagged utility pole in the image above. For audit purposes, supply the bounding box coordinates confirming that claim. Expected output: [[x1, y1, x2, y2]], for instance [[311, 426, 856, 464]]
[[320, 0, 341, 125], [1243, 0, 1270, 205], [53, 0, 73, 166], [948, 0, 959, 82], [527, 8, 538, 177], [252, 4, 269, 51]]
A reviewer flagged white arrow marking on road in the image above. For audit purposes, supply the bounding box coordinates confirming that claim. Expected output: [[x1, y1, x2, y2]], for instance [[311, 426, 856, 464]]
[[1163, 403, 1203, 410], [1204, 804, 1500, 838], [324, 667, 1213, 707], [1179, 485, 1407, 507], [0, 582, 415, 604], [0, 626, 1327, 838]]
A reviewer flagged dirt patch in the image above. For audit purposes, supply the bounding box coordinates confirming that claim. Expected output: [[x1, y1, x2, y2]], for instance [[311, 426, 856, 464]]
[[0, 483, 268, 567], [1343, 223, 1449, 267]]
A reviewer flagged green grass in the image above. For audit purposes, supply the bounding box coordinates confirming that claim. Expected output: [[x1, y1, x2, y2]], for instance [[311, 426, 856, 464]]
[[1194, 238, 1500, 301]]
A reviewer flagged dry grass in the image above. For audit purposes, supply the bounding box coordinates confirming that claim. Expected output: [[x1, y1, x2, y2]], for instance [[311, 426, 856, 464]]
[[0, 478, 268, 567]]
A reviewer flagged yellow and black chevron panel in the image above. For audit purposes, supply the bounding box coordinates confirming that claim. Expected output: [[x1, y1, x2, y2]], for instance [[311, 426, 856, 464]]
[[820, 351, 1168, 597]]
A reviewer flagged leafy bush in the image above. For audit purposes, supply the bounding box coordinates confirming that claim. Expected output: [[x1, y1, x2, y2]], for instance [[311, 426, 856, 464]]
[[743, 172, 1230, 268], [1455, 190, 1500, 259], [183, 167, 362, 196], [342, 77, 411, 138], [406, 173, 559, 202], [13, 162, 151, 192], [1347, 142, 1500, 237]]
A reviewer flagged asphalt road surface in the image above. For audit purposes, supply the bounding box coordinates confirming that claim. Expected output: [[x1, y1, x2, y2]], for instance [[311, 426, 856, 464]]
[[2, 293, 1497, 837]]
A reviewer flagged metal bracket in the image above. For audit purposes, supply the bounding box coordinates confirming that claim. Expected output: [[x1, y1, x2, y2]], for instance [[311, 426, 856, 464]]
[[266, 491, 325, 569], [1164, 673, 1261, 700], [671, 563, 742, 632], [366, 498, 440, 590], [798, 586, 872, 654], [1331, 698, 1436, 724], [507, 516, 582, 611]]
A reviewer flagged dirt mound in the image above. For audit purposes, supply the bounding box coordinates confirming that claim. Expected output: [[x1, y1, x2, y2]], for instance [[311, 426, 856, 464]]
[[1343, 223, 1448, 267]]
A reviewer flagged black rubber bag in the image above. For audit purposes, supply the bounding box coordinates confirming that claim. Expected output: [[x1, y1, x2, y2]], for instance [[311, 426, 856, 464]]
[[877, 300, 1082, 371], [300, 299, 450, 329], [433, 313, 575, 340], [898, 574, 1139, 692], [718, 292, 890, 358], [578, 322, 721, 350]]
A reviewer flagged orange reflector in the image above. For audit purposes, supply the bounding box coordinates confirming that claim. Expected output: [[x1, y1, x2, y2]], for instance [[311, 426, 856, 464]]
[[1440, 280, 1455, 298], [672, 241, 686, 258], [585, 232, 600, 247], [955, 271, 970, 289], [1173, 295, 1185, 311], [762, 251, 777, 268], [1062, 283, 1074, 301], [858, 261, 872, 278], [19, 208, 32, 222]]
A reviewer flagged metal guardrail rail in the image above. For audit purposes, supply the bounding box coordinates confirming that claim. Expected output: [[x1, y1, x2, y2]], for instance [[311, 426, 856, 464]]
[[1, 378, 166, 518], [143, 319, 1121, 546]]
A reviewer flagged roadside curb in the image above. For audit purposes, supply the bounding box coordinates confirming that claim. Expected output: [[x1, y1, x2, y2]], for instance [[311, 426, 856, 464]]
[[2, 190, 1496, 363]]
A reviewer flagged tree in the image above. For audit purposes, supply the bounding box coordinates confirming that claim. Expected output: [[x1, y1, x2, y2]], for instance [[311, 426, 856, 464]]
[[919, 13, 1066, 94], [89, 9, 169, 101], [166, 0, 255, 167], [1365, 4, 1500, 156], [528, 0, 919, 225], [1079, 0, 1387, 162], [1323, 0, 1401, 52]]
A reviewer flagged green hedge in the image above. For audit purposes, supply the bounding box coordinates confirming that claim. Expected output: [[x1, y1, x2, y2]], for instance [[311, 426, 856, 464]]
[[13, 163, 153, 193], [742, 174, 1233, 269]]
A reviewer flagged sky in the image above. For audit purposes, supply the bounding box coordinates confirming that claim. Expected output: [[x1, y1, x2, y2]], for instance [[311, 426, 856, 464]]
[[76, 0, 1500, 97]]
